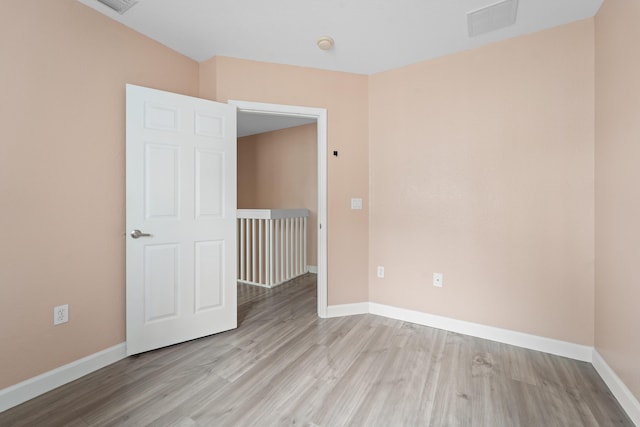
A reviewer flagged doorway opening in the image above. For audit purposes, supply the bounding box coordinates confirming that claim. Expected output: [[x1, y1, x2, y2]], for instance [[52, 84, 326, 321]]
[[230, 101, 328, 318]]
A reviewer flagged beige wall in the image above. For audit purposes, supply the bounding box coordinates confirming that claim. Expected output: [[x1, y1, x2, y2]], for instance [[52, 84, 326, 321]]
[[595, 0, 640, 400], [0, 1, 199, 388], [369, 20, 595, 345], [238, 124, 318, 265], [204, 56, 370, 305], [237, 135, 258, 209], [199, 58, 217, 101]]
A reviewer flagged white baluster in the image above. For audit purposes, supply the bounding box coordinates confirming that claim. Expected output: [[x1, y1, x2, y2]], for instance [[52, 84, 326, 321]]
[[239, 218, 245, 282], [251, 219, 256, 283], [295, 217, 300, 276], [265, 219, 273, 287], [248, 219, 251, 281], [292, 218, 297, 277], [297, 217, 302, 276], [258, 219, 263, 285], [288, 218, 292, 280], [278, 219, 285, 284], [303, 216, 308, 273], [276, 219, 284, 284]]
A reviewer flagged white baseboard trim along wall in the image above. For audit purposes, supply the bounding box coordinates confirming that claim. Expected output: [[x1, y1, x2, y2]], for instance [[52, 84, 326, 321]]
[[307, 265, 318, 274], [327, 301, 640, 425], [592, 350, 640, 426], [0, 343, 126, 413], [325, 302, 369, 318], [326, 301, 591, 360], [368, 302, 593, 361]]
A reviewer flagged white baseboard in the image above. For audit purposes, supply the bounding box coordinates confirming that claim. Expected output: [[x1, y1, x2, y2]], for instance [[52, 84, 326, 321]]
[[592, 349, 640, 426], [307, 265, 318, 274], [0, 343, 126, 413], [327, 301, 592, 362], [326, 302, 370, 318], [369, 303, 593, 362]]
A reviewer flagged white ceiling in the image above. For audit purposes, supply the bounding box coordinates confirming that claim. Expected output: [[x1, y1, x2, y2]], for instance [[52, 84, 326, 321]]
[[78, 0, 603, 75], [237, 112, 316, 138]]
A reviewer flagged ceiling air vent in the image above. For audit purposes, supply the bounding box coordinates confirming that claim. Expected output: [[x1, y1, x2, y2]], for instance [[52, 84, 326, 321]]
[[467, 0, 519, 37], [96, 0, 138, 14]]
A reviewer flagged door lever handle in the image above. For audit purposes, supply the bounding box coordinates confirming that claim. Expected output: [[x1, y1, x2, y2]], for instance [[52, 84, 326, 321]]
[[131, 229, 152, 239]]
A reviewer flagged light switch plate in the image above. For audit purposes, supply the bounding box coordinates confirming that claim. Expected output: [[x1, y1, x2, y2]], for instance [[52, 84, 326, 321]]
[[351, 198, 363, 210]]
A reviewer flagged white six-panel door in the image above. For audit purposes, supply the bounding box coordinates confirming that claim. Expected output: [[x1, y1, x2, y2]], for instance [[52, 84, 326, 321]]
[[126, 84, 237, 356]]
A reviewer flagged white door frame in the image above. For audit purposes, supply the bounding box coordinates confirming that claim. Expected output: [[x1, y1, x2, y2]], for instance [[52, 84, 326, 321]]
[[229, 100, 328, 318]]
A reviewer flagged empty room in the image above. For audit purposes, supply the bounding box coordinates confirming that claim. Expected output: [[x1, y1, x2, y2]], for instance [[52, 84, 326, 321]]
[[1, 0, 638, 425]]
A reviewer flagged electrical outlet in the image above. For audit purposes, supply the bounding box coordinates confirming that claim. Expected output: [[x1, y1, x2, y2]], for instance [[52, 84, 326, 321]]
[[433, 273, 443, 287], [54, 304, 69, 325], [377, 266, 385, 278]]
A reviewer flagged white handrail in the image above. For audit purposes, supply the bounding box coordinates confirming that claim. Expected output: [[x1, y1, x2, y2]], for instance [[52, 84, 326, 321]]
[[237, 209, 309, 220], [237, 209, 309, 288]]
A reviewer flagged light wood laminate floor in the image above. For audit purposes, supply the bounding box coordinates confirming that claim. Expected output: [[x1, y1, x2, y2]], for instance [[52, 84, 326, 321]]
[[1, 274, 633, 426]]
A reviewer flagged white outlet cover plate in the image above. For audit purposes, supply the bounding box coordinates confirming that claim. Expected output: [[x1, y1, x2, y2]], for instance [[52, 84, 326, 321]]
[[54, 304, 69, 325], [377, 266, 385, 278], [351, 198, 363, 210]]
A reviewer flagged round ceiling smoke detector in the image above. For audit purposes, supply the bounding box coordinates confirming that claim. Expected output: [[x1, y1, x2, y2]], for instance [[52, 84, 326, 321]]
[[317, 36, 334, 51]]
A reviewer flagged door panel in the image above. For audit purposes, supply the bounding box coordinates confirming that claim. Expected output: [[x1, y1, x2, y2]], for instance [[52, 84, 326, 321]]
[[194, 240, 224, 311], [145, 144, 180, 219], [126, 84, 237, 356], [144, 244, 180, 322], [195, 150, 224, 218]]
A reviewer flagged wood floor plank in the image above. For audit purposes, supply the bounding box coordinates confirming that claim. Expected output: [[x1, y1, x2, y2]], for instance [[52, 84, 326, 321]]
[[0, 273, 634, 427], [310, 326, 394, 427]]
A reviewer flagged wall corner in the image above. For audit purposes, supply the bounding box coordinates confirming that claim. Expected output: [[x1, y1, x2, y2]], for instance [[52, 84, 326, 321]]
[[199, 56, 218, 101]]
